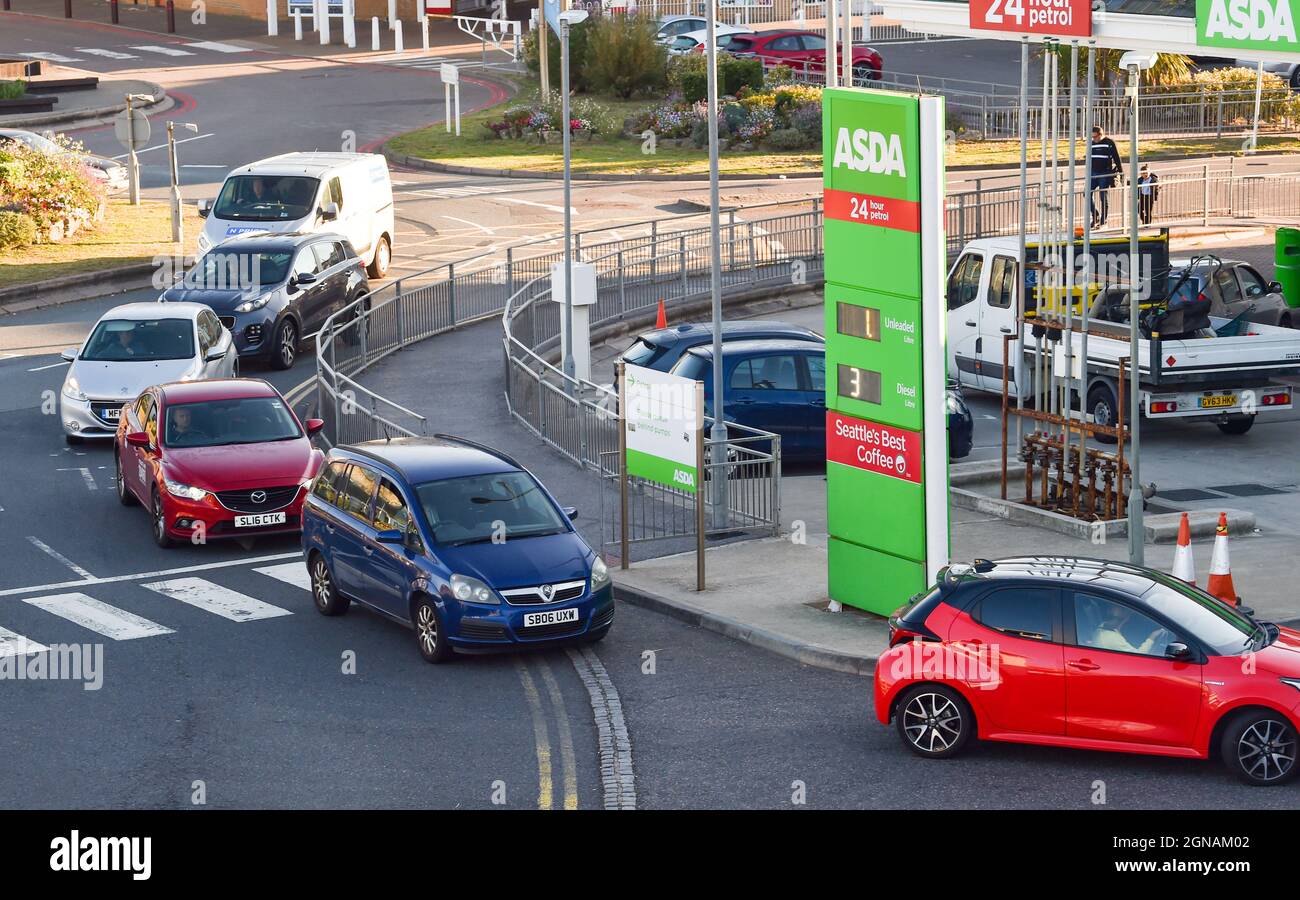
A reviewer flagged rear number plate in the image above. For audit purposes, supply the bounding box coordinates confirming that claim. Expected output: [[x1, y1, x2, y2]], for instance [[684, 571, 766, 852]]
[[234, 512, 286, 528], [523, 608, 579, 628], [1200, 394, 1237, 409]]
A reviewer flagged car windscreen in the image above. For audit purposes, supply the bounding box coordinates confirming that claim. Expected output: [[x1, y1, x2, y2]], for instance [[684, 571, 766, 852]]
[[81, 318, 195, 362], [415, 471, 569, 546], [164, 396, 302, 448], [1140, 576, 1258, 655], [622, 337, 669, 369], [182, 250, 294, 289], [212, 175, 320, 222]]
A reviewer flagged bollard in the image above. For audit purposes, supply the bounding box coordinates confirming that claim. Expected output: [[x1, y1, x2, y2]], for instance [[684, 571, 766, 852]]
[[294, 10, 304, 40], [394, 19, 403, 52], [387, 0, 396, 29], [111, 0, 119, 23], [266, 0, 278, 36], [166, 0, 175, 32], [312, 0, 322, 31], [371, 15, 381, 50], [343, 8, 356, 47], [421, 15, 430, 52], [320, 2, 331, 44]]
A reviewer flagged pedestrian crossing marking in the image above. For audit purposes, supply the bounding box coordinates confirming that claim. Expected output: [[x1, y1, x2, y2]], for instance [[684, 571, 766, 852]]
[[132, 45, 195, 57], [24, 593, 173, 641], [185, 41, 252, 54], [142, 577, 293, 623], [254, 563, 311, 592], [0, 626, 48, 658]]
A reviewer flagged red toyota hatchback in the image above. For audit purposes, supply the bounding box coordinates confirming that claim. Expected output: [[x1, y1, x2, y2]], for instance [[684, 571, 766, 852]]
[[114, 378, 325, 547], [727, 29, 883, 82], [876, 557, 1300, 785]]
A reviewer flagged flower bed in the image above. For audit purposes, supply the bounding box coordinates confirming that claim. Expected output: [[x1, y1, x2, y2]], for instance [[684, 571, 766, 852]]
[[0, 134, 105, 250]]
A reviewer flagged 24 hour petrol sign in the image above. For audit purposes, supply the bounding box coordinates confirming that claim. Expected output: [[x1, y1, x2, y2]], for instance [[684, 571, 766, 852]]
[[969, 0, 1092, 38]]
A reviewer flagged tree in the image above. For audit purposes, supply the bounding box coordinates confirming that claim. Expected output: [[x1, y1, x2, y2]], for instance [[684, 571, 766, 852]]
[[1042, 46, 1193, 92]]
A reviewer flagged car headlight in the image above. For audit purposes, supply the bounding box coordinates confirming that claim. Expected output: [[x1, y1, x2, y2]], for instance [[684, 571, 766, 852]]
[[62, 376, 87, 402], [591, 556, 611, 590], [164, 479, 209, 501], [234, 290, 275, 314], [197, 233, 211, 253], [449, 573, 498, 605]]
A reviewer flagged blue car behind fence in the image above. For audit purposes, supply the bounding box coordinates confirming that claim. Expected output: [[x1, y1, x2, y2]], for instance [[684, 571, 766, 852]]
[[301, 435, 613, 663]]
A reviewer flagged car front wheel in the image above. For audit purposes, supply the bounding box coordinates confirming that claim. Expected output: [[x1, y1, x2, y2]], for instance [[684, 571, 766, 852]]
[[895, 684, 972, 759], [413, 596, 453, 664], [1222, 710, 1298, 786], [310, 553, 349, 616], [115, 450, 137, 507], [271, 318, 297, 371], [152, 490, 175, 548]]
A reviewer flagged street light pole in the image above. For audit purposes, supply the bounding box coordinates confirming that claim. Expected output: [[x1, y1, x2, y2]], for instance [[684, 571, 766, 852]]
[[706, 0, 727, 528], [1126, 59, 1144, 564], [126, 93, 141, 206], [168, 121, 198, 245], [560, 16, 575, 383]]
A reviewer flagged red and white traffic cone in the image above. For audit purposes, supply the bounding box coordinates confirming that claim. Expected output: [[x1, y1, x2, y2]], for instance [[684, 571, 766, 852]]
[[655, 298, 667, 330], [1171, 512, 1196, 585], [1206, 512, 1238, 606]]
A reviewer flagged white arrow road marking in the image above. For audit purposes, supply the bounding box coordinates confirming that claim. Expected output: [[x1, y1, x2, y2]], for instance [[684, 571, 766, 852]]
[[24, 593, 173, 641], [254, 563, 311, 591], [131, 45, 195, 56], [0, 551, 300, 599], [0, 627, 48, 658], [76, 48, 139, 59], [20, 52, 81, 63], [27, 536, 95, 580], [142, 577, 292, 623], [185, 41, 253, 53], [498, 197, 578, 215]]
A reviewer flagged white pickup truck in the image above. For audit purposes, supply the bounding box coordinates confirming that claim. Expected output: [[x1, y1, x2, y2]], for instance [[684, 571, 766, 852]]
[[946, 236, 1300, 436]]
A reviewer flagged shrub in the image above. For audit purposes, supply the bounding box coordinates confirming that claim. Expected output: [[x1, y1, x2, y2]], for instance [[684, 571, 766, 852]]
[[0, 80, 26, 101], [764, 64, 795, 87], [0, 209, 36, 249], [523, 20, 593, 93], [584, 15, 667, 99], [764, 128, 809, 151], [0, 136, 104, 231], [790, 101, 822, 147], [773, 84, 822, 116], [667, 53, 706, 90], [678, 55, 765, 103]]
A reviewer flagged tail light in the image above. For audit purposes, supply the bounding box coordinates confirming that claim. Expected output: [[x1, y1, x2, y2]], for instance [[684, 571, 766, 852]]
[[888, 616, 940, 647], [1262, 391, 1291, 406], [1149, 400, 1178, 414]]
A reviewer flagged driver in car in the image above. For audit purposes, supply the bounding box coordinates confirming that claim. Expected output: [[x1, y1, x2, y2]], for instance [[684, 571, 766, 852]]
[[1088, 603, 1164, 655], [169, 407, 210, 445]]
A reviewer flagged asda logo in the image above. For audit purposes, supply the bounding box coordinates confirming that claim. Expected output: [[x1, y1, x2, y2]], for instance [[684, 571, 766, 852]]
[[1200, 0, 1298, 46], [672, 468, 695, 488], [831, 127, 907, 177]]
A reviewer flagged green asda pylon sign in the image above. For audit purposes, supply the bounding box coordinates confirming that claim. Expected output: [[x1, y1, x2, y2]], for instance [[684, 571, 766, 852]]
[[823, 88, 950, 616], [1196, 0, 1300, 51]]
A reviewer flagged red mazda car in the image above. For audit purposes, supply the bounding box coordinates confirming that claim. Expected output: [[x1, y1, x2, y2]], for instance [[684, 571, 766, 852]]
[[114, 378, 325, 547], [876, 557, 1300, 785], [726, 30, 882, 83]]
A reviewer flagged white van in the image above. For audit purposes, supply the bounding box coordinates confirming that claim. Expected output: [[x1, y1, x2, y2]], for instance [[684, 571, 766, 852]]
[[198, 152, 394, 278]]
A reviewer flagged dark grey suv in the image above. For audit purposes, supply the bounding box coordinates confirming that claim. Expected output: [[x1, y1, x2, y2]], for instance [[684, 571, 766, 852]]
[[161, 231, 369, 370]]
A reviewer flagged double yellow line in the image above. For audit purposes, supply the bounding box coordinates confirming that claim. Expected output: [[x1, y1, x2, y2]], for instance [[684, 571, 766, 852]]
[[515, 657, 579, 811]]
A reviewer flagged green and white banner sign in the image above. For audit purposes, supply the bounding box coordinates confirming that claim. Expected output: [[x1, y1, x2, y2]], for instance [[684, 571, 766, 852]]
[[1196, 0, 1300, 51], [623, 363, 700, 494]]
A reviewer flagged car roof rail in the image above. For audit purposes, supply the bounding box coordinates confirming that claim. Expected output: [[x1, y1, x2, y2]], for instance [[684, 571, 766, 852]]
[[432, 433, 523, 470]]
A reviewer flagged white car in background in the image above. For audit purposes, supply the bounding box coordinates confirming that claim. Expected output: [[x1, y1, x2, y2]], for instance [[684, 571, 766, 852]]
[[58, 303, 237, 444], [656, 16, 753, 44], [667, 28, 745, 55]]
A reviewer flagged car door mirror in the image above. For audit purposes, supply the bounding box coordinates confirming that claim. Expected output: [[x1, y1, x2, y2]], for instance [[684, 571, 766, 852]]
[[60, 347, 78, 362], [562, 506, 578, 521], [320, 202, 339, 222], [292, 271, 317, 289], [204, 346, 227, 361], [1165, 641, 1193, 661], [126, 431, 151, 448], [1269, 281, 1284, 294], [197, 200, 211, 219], [375, 529, 404, 544], [305, 418, 325, 437]]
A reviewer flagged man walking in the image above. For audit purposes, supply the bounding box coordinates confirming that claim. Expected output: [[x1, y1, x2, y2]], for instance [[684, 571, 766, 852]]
[[1090, 125, 1123, 228], [1137, 164, 1159, 225]]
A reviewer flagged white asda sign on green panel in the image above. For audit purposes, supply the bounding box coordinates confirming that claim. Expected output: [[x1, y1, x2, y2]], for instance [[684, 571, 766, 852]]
[[623, 363, 701, 494], [1197, 0, 1300, 51]]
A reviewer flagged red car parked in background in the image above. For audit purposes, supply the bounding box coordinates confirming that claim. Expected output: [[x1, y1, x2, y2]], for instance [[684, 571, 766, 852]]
[[876, 557, 1300, 786], [724, 29, 883, 83], [114, 378, 325, 547]]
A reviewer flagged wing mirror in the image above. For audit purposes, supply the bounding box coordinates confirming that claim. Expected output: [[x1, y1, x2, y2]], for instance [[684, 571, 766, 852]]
[[305, 418, 325, 437], [293, 271, 317, 288], [1165, 642, 1193, 661], [375, 529, 404, 544], [320, 202, 339, 222], [126, 431, 151, 448], [197, 199, 211, 219], [1269, 281, 1284, 294], [562, 506, 579, 520], [205, 347, 227, 361], [60, 347, 78, 362]]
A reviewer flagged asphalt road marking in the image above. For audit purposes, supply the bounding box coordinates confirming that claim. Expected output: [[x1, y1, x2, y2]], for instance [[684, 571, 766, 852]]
[[0, 627, 48, 658], [567, 646, 636, 810], [27, 536, 95, 581], [56, 467, 98, 492], [27, 361, 70, 372], [76, 48, 139, 59], [498, 197, 578, 216], [537, 659, 579, 811], [514, 658, 555, 810], [442, 215, 494, 235], [19, 52, 80, 63], [186, 41, 253, 53], [254, 562, 311, 591], [0, 552, 301, 600], [142, 577, 294, 623], [24, 593, 174, 641], [132, 45, 195, 56]]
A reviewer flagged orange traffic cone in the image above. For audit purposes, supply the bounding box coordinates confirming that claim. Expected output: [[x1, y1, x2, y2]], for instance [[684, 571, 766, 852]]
[[655, 299, 667, 330], [1206, 512, 1238, 606], [1171, 512, 1196, 585]]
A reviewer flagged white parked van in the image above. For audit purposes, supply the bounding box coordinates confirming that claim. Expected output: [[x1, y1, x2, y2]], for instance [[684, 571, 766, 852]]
[[197, 152, 394, 278]]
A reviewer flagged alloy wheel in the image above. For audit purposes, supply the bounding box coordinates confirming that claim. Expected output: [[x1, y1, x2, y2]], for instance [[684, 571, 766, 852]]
[[902, 691, 964, 754], [279, 321, 296, 368], [312, 558, 332, 611], [1237, 718, 1297, 783], [416, 603, 438, 657]]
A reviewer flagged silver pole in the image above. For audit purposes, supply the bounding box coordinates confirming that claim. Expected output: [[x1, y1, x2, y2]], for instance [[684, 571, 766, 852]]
[[826, 0, 838, 88], [1064, 41, 1078, 478], [1080, 43, 1094, 484], [561, 19, 575, 383], [1250, 59, 1264, 153], [168, 121, 182, 244], [1036, 43, 1050, 420], [1127, 62, 1144, 564], [127, 94, 140, 206], [1015, 38, 1029, 444], [842, 0, 852, 87], [706, 0, 728, 528]]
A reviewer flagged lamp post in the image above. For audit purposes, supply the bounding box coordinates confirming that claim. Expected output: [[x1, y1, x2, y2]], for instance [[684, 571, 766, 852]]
[[558, 8, 588, 384], [705, 0, 728, 528], [1119, 50, 1157, 565], [168, 121, 199, 244]]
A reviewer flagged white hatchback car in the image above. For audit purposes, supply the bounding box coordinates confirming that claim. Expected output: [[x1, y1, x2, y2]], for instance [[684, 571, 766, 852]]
[[58, 302, 237, 443]]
